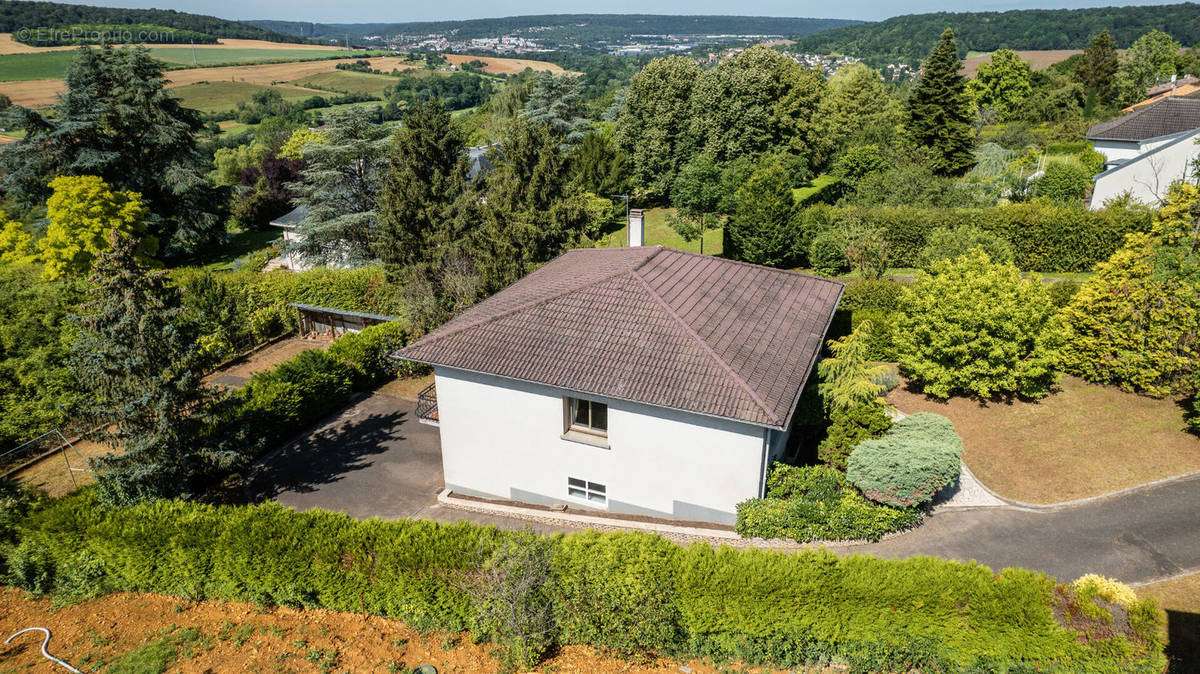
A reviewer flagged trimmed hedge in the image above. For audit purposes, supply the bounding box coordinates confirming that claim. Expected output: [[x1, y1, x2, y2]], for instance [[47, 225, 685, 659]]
[[222, 320, 417, 457], [797, 203, 1152, 272], [847, 413, 963, 507], [1, 489, 1166, 673], [735, 465, 922, 542]]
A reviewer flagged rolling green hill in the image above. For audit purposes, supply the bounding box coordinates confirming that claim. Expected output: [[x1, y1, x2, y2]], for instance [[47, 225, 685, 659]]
[[0, 0, 303, 43], [250, 14, 860, 48], [790, 2, 1200, 66]]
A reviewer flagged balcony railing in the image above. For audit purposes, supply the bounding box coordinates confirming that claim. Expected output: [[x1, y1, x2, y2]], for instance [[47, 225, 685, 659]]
[[416, 383, 438, 425]]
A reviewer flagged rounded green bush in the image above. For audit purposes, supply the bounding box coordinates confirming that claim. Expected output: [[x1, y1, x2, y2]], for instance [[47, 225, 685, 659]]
[[847, 412, 963, 507], [808, 229, 848, 276]]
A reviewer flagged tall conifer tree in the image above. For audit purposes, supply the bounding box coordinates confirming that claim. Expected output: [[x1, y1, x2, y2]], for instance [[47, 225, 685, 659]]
[[906, 29, 975, 177], [70, 233, 230, 505], [1079, 30, 1119, 106]]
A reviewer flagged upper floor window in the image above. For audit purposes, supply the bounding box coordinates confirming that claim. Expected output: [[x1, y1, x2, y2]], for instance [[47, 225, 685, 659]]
[[566, 397, 607, 437]]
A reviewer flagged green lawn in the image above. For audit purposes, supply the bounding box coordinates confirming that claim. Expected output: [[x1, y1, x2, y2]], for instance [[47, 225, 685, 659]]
[[0, 51, 77, 81], [170, 81, 321, 112], [600, 207, 723, 255], [792, 174, 839, 204], [177, 229, 281, 271], [289, 70, 398, 96]]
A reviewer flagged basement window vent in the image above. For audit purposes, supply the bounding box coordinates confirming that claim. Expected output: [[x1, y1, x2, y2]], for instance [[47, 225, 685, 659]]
[[567, 477, 606, 504]]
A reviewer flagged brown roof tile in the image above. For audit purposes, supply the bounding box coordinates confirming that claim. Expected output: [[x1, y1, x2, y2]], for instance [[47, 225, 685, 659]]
[[394, 246, 844, 429], [1087, 97, 1200, 142]]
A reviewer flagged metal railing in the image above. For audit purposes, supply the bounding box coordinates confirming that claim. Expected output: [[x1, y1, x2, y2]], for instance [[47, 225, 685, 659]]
[[415, 383, 438, 424]]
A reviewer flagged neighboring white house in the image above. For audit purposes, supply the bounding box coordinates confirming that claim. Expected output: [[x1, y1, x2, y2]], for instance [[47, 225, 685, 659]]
[[269, 204, 312, 271], [268, 146, 498, 272], [1086, 98, 1200, 207], [394, 246, 844, 525]]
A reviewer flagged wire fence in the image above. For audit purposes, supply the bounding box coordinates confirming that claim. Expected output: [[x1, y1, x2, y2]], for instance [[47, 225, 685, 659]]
[[0, 429, 94, 489]]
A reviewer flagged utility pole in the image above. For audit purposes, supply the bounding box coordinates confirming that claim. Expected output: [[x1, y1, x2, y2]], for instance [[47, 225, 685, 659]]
[[611, 194, 630, 244]]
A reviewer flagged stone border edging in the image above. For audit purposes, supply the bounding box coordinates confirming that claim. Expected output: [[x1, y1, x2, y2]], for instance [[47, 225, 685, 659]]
[[966, 466, 1200, 512]]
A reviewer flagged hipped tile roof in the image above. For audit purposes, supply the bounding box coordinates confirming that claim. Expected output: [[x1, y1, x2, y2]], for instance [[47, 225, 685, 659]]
[[394, 246, 844, 429], [1087, 97, 1200, 142]]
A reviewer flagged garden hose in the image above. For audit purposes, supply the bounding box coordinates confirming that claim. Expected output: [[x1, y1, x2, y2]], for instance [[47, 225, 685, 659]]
[[4, 627, 82, 673]]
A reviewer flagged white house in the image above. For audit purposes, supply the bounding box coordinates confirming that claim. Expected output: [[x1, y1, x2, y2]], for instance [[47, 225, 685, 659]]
[[269, 204, 313, 271], [394, 246, 844, 525], [1086, 98, 1200, 207]]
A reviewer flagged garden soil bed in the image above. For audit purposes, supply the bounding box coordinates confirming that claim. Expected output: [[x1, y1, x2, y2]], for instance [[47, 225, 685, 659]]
[[888, 375, 1200, 504], [0, 589, 809, 673]]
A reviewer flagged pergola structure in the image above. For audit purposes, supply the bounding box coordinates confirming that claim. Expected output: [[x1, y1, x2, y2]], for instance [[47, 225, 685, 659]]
[[289, 303, 396, 340]]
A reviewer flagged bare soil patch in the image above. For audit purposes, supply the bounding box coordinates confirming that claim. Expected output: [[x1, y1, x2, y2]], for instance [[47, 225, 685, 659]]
[[0, 589, 796, 673], [887, 375, 1200, 503]]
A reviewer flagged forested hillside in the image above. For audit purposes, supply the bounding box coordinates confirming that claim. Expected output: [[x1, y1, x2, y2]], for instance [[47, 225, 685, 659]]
[[251, 14, 860, 45], [0, 0, 300, 42], [792, 2, 1200, 65]]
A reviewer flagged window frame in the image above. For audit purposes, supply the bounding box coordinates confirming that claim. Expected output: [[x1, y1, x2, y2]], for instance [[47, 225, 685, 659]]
[[567, 477, 607, 505], [564, 396, 608, 438]]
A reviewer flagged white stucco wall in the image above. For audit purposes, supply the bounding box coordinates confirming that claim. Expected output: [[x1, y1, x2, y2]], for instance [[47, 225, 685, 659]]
[[1092, 135, 1185, 169], [433, 366, 771, 525], [1090, 131, 1200, 208]]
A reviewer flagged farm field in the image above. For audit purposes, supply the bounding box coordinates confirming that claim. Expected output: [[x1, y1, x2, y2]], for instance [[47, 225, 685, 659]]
[[0, 50, 76, 80], [169, 80, 324, 111], [961, 49, 1082, 76], [0, 52, 558, 106], [289, 69, 401, 95], [146, 45, 347, 66], [444, 52, 569, 75]]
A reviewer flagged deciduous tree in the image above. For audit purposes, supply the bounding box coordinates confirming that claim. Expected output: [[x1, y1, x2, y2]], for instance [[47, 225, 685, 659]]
[[38, 175, 154, 280], [615, 55, 701, 201], [967, 49, 1033, 120]]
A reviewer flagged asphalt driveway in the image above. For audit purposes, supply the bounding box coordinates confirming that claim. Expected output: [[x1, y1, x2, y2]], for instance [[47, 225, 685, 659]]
[[246, 393, 444, 520]]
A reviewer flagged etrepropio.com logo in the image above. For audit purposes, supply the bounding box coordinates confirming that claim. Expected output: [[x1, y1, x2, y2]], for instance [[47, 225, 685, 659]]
[[15, 27, 179, 43]]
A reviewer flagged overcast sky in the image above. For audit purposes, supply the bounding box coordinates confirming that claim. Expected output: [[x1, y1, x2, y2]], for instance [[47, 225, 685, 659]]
[[48, 0, 1180, 23]]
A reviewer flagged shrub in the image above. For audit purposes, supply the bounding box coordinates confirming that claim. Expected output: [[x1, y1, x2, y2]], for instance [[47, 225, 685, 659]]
[[916, 225, 1014, 271], [466, 531, 557, 670], [725, 160, 802, 267], [1047, 279, 1081, 307], [847, 413, 962, 507], [994, 123, 1037, 150], [840, 278, 904, 313], [818, 404, 893, 471], [818, 321, 891, 414], [830, 144, 890, 189], [807, 229, 848, 275], [5, 491, 1167, 672], [735, 464, 922, 542], [326, 321, 416, 389], [1034, 160, 1092, 204], [894, 249, 1061, 399], [1058, 185, 1200, 398]]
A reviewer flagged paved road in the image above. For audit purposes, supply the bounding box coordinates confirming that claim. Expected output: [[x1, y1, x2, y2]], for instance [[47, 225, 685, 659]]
[[834, 474, 1200, 584], [248, 393, 1200, 585]]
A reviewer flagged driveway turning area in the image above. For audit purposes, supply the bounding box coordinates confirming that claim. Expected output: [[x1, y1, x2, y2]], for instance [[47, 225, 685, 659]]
[[246, 393, 443, 520]]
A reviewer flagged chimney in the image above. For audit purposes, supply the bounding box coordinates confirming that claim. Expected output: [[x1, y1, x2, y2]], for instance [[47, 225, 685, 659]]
[[628, 208, 644, 247]]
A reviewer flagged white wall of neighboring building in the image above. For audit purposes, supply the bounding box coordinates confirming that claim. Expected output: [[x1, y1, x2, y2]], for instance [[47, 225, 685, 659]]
[[278, 228, 313, 272], [1092, 134, 1188, 170], [1090, 130, 1200, 208], [433, 366, 773, 525]]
